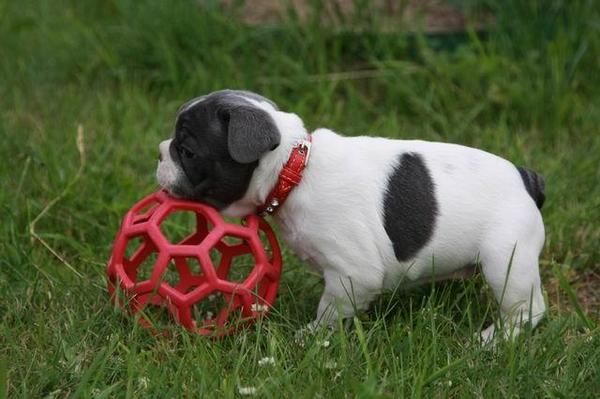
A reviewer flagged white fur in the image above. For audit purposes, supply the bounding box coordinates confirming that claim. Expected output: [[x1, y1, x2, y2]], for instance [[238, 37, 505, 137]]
[[226, 104, 545, 343], [156, 139, 185, 196], [158, 95, 546, 343]]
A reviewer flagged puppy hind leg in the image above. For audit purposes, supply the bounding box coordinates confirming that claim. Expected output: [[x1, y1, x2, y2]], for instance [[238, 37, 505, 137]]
[[479, 242, 545, 344]]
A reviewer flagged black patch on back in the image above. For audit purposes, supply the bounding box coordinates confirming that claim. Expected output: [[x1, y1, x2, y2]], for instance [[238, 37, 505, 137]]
[[383, 153, 438, 262]]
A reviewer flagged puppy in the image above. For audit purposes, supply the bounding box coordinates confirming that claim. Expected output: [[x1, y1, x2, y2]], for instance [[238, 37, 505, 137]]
[[157, 89, 546, 342]]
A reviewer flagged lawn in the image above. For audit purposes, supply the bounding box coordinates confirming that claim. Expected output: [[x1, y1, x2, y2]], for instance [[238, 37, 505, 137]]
[[1, 0, 599, 397]]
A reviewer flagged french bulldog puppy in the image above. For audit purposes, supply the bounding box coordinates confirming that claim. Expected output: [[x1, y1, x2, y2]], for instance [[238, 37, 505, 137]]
[[157, 89, 546, 342]]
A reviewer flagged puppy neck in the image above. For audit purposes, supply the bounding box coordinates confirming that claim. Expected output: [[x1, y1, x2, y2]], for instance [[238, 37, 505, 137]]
[[221, 108, 309, 217]]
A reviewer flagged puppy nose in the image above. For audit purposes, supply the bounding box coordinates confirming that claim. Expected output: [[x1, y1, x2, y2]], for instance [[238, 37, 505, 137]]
[[158, 139, 172, 162]]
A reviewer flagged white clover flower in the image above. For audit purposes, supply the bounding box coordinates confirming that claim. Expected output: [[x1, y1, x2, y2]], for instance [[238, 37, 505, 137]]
[[258, 356, 275, 366], [138, 377, 150, 389], [238, 386, 258, 396], [324, 360, 337, 369], [317, 340, 330, 348], [251, 303, 269, 312]]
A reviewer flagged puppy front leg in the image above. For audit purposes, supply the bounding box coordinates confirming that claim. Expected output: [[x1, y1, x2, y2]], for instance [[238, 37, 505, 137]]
[[311, 270, 380, 329]]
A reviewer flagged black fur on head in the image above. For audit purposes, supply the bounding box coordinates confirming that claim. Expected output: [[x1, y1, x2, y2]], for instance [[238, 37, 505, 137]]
[[168, 90, 281, 208]]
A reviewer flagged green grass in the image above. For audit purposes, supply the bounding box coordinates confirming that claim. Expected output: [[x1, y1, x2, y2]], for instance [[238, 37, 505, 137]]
[[1, 0, 600, 397]]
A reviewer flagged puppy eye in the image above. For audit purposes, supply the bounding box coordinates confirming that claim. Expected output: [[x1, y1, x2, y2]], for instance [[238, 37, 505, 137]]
[[180, 146, 195, 159]]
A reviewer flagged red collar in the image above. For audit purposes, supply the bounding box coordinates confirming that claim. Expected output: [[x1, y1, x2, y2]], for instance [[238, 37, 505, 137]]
[[257, 136, 312, 216]]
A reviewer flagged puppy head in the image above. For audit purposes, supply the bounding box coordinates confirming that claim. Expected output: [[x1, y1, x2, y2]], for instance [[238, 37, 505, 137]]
[[156, 90, 281, 209]]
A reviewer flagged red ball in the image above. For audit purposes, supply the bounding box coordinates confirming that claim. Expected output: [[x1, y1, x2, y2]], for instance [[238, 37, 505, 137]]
[[106, 190, 282, 336]]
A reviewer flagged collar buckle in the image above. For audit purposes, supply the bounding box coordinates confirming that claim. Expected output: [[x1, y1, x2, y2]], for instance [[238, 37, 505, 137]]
[[297, 139, 312, 166]]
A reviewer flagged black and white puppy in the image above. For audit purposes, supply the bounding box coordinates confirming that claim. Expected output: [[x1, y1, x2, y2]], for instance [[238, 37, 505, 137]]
[[157, 89, 546, 342]]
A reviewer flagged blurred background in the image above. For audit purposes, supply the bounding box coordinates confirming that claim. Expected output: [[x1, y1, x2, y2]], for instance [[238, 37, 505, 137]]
[[1, 0, 599, 397]]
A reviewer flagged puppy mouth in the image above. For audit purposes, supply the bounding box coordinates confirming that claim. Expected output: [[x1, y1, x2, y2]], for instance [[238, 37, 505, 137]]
[[162, 178, 227, 210], [161, 185, 184, 199], [159, 178, 195, 200], [156, 160, 192, 200]]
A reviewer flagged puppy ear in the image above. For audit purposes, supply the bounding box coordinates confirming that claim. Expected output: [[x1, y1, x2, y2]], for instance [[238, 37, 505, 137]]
[[225, 106, 281, 164]]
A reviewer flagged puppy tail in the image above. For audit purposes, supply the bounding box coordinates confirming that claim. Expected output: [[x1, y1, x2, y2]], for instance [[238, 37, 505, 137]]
[[516, 166, 545, 209]]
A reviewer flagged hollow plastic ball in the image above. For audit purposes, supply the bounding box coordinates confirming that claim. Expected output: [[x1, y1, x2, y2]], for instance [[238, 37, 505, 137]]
[[106, 190, 282, 336]]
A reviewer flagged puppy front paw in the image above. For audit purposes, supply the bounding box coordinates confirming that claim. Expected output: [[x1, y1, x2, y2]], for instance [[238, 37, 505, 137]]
[[479, 324, 497, 347], [294, 321, 319, 347], [294, 320, 336, 347]]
